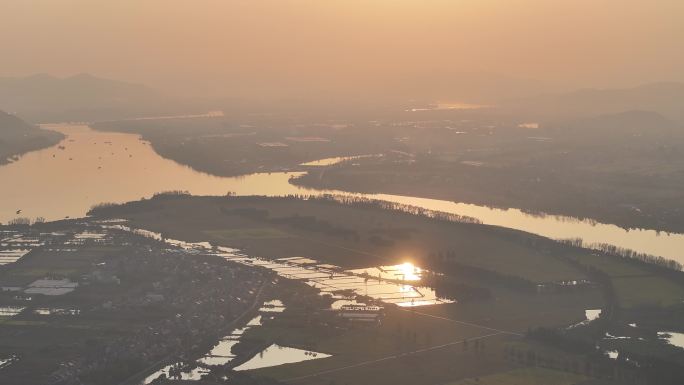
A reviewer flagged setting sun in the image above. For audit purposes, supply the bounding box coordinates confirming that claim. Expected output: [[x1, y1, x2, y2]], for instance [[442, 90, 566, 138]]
[[399, 262, 421, 281]]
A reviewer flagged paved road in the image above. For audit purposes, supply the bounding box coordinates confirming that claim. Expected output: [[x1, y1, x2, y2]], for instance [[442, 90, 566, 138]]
[[283, 331, 505, 383], [400, 308, 523, 337]]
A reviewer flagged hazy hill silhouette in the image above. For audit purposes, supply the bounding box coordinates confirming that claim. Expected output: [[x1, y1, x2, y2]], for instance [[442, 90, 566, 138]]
[[553, 110, 680, 139], [0, 74, 165, 122], [0, 109, 34, 135], [504, 82, 684, 123], [0, 109, 63, 163]]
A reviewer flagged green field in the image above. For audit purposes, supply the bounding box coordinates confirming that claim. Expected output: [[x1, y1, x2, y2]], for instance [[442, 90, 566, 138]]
[[573, 252, 684, 308], [204, 227, 292, 241], [611, 276, 684, 308], [447, 367, 587, 385]]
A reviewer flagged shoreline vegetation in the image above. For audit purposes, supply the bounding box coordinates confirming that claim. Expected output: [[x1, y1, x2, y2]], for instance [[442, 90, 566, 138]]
[[0, 111, 64, 165], [92, 193, 684, 273], [291, 155, 684, 235]]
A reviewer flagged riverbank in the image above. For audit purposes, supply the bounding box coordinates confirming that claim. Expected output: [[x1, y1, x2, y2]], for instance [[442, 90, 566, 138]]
[[293, 158, 684, 235], [0, 112, 63, 165]]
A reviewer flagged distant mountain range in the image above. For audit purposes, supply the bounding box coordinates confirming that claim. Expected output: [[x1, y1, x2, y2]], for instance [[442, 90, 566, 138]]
[[546, 110, 682, 144], [0, 74, 165, 122], [0, 110, 63, 164], [503, 82, 684, 123], [2, 73, 683, 125]]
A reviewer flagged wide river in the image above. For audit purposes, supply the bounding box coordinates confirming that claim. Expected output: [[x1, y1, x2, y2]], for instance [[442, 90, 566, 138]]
[[2, 123, 684, 264]]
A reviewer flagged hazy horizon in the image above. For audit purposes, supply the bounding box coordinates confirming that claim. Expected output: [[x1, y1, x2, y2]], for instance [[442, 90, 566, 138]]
[[4, 3, 684, 384], [2, 0, 683, 102]]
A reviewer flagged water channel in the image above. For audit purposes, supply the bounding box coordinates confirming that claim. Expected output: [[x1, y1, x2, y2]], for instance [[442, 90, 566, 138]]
[[1, 123, 683, 264]]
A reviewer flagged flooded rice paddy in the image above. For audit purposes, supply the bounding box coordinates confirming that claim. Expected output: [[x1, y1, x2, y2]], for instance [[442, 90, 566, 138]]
[[0, 355, 18, 370], [107, 224, 454, 308], [0, 306, 25, 317], [24, 278, 78, 296], [33, 308, 81, 316], [0, 230, 44, 265], [0, 226, 116, 266], [585, 309, 602, 322], [241, 257, 451, 307]]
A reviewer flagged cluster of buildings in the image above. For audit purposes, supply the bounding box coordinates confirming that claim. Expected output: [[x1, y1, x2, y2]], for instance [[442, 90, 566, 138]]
[[336, 304, 384, 324], [0, 224, 272, 385], [49, 247, 269, 384]]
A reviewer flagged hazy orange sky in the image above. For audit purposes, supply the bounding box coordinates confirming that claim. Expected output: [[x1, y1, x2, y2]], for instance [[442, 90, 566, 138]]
[[1, 0, 683, 100]]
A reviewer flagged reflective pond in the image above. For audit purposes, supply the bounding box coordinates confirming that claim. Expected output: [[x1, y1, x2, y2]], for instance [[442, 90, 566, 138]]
[[658, 331, 684, 349], [0, 306, 25, 317], [234, 344, 331, 371], [300, 154, 381, 166]]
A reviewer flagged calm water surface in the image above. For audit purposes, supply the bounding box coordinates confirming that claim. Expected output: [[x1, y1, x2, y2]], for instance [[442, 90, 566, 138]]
[[234, 344, 331, 371], [1, 124, 684, 264], [300, 154, 380, 166]]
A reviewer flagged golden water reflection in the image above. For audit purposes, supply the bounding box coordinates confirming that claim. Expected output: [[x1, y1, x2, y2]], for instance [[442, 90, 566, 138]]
[[2, 124, 684, 265]]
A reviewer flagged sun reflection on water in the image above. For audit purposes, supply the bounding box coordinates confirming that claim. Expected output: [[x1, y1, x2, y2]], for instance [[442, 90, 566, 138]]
[[399, 262, 421, 281]]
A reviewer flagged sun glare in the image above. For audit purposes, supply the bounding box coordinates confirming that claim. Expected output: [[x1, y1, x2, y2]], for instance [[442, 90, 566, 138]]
[[399, 262, 421, 281]]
